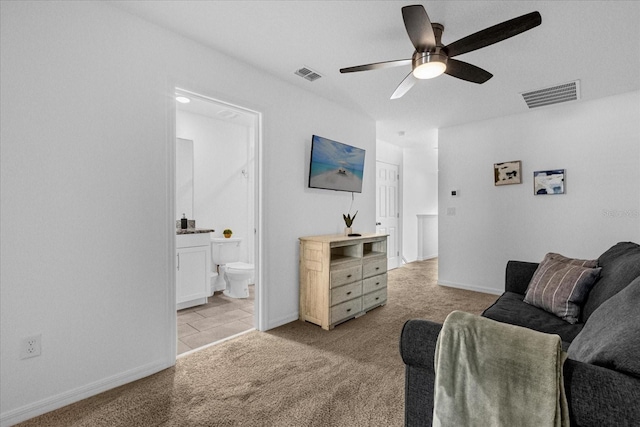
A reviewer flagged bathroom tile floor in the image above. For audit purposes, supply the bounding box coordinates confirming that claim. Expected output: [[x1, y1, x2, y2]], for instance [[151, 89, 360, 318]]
[[177, 285, 254, 355]]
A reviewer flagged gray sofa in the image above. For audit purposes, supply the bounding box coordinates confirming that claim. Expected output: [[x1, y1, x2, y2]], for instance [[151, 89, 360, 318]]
[[400, 241, 640, 426]]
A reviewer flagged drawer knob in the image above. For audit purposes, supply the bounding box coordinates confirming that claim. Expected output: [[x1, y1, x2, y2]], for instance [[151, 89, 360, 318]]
[[376, 282, 380, 285], [347, 274, 352, 278], [346, 291, 352, 295], [375, 297, 380, 300], [347, 308, 352, 312], [375, 267, 380, 270]]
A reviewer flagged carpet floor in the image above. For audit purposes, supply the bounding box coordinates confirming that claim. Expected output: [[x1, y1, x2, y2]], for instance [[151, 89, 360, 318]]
[[19, 259, 497, 426]]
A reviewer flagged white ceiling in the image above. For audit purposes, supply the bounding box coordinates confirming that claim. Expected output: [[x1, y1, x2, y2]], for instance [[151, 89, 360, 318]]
[[110, 1, 640, 147]]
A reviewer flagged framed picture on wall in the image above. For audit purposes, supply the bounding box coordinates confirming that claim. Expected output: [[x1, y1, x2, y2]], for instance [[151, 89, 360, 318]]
[[534, 169, 565, 195], [494, 160, 522, 186]]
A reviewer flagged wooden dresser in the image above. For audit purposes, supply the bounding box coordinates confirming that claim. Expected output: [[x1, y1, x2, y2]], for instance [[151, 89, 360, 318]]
[[299, 233, 388, 330]]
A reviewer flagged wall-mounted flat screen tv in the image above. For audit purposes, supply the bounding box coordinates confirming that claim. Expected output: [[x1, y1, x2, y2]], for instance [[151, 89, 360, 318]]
[[308, 135, 365, 193]]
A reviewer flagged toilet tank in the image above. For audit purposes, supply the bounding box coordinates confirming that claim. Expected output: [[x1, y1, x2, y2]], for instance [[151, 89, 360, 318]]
[[211, 237, 242, 265]]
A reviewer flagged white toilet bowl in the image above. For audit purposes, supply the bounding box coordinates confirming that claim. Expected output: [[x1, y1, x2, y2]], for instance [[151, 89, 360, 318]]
[[211, 237, 254, 299], [222, 262, 254, 299]]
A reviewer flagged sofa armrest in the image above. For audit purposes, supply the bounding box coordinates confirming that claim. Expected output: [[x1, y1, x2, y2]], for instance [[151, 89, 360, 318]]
[[400, 319, 442, 427], [505, 260, 539, 294], [400, 319, 442, 369], [564, 358, 640, 426]]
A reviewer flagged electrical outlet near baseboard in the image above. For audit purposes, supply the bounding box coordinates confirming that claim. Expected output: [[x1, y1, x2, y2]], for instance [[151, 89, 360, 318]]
[[20, 334, 42, 359]]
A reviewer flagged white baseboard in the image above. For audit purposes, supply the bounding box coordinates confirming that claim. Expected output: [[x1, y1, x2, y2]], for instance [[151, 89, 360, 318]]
[[437, 280, 503, 296], [267, 312, 300, 330], [417, 253, 438, 261], [0, 359, 171, 427]]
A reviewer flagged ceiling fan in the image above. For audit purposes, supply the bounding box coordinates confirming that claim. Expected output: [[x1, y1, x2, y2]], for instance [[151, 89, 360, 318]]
[[340, 5, 541, 99]]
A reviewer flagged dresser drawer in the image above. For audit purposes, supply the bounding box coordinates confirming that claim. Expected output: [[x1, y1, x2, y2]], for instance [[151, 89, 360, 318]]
[[363, 288, 387, 311], [331, 281, 362, 306], [331, 297, 362, 324], [330, 264, 362, 288], [363, 273, 387, 294], [363, 258, 387, 278]]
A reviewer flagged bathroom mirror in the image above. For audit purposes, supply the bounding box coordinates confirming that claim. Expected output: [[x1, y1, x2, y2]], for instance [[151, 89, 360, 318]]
[[176, 138, 194, 220]]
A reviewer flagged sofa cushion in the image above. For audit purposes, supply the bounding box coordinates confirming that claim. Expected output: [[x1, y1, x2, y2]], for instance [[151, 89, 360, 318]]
[[568, 276, 640, 378], [581, 242, 640, 322], [524, 253, 601, 324], [482, 291, 584, 342]]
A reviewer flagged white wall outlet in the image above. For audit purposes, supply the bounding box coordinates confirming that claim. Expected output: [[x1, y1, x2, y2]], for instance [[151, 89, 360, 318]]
[[20, 334, 41, 359]]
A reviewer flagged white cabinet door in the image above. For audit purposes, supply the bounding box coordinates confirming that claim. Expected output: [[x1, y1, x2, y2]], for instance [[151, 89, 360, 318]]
[[176, 245, 208, 308]]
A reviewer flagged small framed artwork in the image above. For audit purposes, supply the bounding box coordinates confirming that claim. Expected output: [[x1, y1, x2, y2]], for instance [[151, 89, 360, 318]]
[[534, 169, 565, 195], [494, 161, 522, 186]]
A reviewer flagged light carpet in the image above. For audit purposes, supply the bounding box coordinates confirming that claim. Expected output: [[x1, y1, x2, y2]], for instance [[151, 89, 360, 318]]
[[19, 259, 497, 426]]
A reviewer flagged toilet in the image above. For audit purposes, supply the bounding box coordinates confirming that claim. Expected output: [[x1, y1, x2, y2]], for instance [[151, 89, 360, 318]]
[[211, 237, 254, 299]]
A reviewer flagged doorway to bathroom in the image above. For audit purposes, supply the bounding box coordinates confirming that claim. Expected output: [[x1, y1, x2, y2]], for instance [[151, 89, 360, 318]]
[[174, 89, 261, 356]]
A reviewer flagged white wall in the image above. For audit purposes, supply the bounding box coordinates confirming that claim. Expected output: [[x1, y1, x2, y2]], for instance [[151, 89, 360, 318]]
[[438, 91, 640, 294], [176, 110, 253, 262], [376, 134, 440, 264], [0, 2, 375, 424], [402, 130, 439, 262]]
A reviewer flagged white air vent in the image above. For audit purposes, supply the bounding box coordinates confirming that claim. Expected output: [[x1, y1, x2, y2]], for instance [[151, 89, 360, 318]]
[[521, 80, 580, 109], [294, 66, 322, 82]]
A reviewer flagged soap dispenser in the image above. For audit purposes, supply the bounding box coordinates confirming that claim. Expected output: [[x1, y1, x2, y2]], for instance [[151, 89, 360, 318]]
[[181, 213, 188, 229]]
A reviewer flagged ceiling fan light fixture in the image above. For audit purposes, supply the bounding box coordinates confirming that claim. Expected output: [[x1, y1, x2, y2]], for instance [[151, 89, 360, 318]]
[[412, 51, 447, 79], [413, 61, 446, 79]]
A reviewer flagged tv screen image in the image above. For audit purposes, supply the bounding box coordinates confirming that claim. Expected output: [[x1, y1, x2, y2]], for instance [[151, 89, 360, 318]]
[[309, 135, 365, 193]]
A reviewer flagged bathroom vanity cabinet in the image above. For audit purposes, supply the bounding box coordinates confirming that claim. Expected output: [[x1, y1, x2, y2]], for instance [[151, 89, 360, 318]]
[[176, 233, 211, 310], [299, 233, 388, 330]]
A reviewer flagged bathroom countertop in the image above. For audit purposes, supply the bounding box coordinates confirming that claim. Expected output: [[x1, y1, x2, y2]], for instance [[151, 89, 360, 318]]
[[176, 228, 215, 235]]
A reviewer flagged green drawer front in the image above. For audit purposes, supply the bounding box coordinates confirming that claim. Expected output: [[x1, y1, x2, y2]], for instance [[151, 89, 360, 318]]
[[330, 265, 362, 288], [363, 288, 387, 311], [363, 273, 387, 294], [363, 258, 387, 278], [330, 298, 362, 324], [331, 281, 362, 306]]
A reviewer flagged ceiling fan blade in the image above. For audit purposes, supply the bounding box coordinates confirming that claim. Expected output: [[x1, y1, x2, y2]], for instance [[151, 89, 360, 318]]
[[445, 11, 541, 58], [402, 5, 436, 52], [340, 59, 411, 73], [390, 72, 417, 99], [445, 59, 493, 84]]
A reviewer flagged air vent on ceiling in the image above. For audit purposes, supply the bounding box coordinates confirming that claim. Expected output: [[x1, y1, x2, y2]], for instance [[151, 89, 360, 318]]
[[521, 80, 580, 109], [294, 66, 322, 82]]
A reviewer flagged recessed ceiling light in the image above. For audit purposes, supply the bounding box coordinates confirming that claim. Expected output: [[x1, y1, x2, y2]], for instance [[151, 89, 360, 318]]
[[176, 96, 191, 104]]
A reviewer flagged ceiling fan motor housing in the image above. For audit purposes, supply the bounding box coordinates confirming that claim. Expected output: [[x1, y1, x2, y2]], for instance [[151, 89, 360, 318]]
[[412, 49, 448, 70], [412, 23, 447, 72]]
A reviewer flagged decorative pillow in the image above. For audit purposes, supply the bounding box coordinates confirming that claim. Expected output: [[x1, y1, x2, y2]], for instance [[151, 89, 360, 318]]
[[524, 253, 601, 324], [544, 252, 598, 268], [568, 276, 640, 377]]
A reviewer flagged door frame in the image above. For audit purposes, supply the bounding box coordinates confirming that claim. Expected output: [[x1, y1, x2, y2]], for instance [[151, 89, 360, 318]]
[[167, 87, 264, 361], [376, 160, 402, 269]]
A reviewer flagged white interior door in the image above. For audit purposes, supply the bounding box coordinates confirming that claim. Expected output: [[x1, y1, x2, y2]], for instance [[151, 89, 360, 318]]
[[376, 161, 400, 269]]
